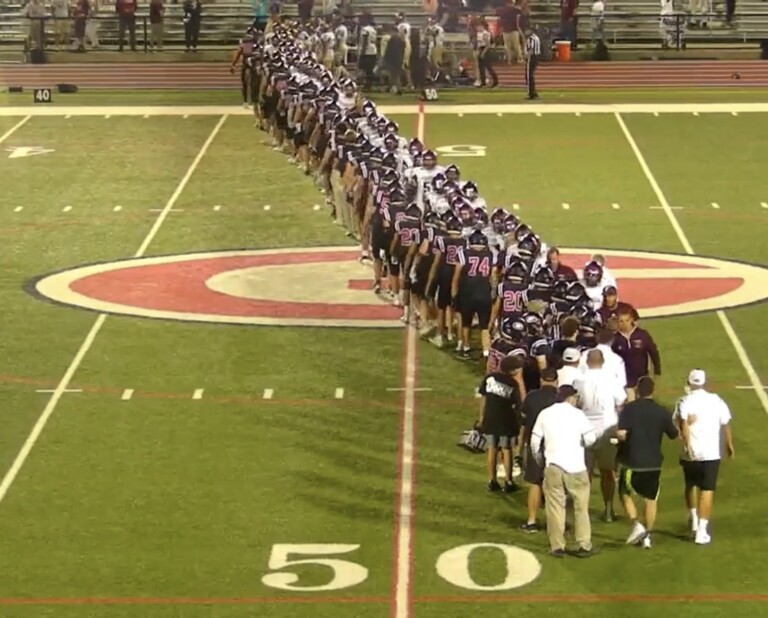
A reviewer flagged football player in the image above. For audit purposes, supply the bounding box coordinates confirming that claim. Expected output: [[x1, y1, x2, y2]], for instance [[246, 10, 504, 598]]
[[390, 203, 423, 321], [427, 215, 466, 346], [490, 260, 529, 333], [581, 260, 610, 311], [452, 230, 497, 360]]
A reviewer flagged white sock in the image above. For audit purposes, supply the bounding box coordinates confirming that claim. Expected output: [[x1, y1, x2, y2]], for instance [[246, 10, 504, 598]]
[[689, 508, 698, 526], [698, 518, 709, 533]]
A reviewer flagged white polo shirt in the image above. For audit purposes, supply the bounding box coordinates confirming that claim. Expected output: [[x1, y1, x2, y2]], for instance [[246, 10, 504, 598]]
[[557, 364, 581, 387], [579, 343, 627, 389], [677, 389, 731, 461], [573, 368, 627, 434], [531, 402, 597, 474]]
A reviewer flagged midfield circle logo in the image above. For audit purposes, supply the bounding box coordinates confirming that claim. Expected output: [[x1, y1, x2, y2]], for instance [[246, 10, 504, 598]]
[[28, 246, 768, 328]]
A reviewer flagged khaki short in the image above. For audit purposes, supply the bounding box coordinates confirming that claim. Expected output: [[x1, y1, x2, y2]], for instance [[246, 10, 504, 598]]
[[55, 19, 70, 37], [430, 45, 444, 65], [586, 428, 617, 471]]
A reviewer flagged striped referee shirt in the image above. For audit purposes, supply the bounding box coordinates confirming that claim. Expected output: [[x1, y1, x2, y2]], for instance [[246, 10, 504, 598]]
[[526, 32, 541, 56]]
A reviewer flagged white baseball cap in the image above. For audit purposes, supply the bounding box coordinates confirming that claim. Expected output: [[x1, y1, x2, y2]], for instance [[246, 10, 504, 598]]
[[563, 348, 581, 363], [688, 369, 706, 387]]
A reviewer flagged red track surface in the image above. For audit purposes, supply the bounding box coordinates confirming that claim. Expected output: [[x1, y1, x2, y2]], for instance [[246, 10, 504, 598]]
[[1, 60, 768, 89]]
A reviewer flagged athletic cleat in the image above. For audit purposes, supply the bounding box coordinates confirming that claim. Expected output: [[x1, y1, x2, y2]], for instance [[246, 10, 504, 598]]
[[642, 534, 652, 549], [487, 480, 502, 492], [626, 521, 647, 545], [518, 522, 541, 533], [694, 530, 711, 545], [429, 334, 444, 348], [503, 481, 520, 493]]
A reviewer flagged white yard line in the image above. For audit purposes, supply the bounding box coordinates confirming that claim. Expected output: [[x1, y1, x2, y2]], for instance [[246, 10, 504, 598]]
[[392, 104, 424, 618], [262, 388, 274, 400], [0, 114, 228, 507], [334, 388, 344, 399], [0, 116, 30, 143], [615, 112, 768, 416], [121, 389, 134, 401], [192, 389, 204, 400]]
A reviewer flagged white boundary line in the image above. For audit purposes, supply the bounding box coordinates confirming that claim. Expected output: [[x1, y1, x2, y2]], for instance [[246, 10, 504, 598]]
[[614, 112, 768, 416], [0, 114, 228, 507], [392, 105, 423, 618], [0, 115, 31, 143], [2, 103, 768, 117]]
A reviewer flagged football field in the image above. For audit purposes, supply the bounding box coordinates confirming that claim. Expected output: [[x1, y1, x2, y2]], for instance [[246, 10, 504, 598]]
[[0, 100, 767, 618]]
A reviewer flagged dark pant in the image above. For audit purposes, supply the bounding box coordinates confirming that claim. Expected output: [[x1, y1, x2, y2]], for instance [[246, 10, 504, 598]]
[[526, 55, 538, 97], [358, 54, 376, 87], [118, 16, 136, 51], [478, 51, 498, 86], [184, 20, 200, 49], [725, 0, 735, 21]]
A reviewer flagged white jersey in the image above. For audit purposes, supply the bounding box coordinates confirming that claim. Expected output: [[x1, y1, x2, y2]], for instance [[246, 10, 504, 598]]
[[397, 22, 412, 40], [359, 25, 378, 56], [581, 281, 606, 311], [427, 24, 445, 49], [339, 93, 357, 111], [335, 25, 349, 49], [427, 192, 450, 215], [321, 31, 336, 58], [467, 196, 487, 212], [411, 166, 445, 209]]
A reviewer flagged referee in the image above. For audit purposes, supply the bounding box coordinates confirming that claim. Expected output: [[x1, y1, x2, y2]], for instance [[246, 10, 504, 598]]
[[524, 26, 540, 100]]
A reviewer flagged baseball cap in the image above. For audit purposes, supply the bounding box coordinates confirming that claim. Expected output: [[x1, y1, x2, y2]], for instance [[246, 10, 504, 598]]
[[603, 285, 618, 296], [563, 348, 581, 363], [688, 369, 706, 386]]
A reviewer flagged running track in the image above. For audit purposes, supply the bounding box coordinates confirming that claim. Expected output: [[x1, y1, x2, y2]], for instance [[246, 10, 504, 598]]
[[2, 60, 768, 89]]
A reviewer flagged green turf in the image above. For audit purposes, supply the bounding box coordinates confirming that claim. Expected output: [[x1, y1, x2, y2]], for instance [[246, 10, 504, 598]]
[[0, 109, 766, 617], [4, 86, 768, 108]]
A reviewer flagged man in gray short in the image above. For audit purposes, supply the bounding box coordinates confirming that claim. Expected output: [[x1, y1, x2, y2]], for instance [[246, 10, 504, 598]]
[[478, 355, 525, 493]]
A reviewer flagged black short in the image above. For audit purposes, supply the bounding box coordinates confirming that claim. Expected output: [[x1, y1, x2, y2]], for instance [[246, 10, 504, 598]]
[[459, 288, 492, 330], [293, 130, 306, 148], [681, 459, 720, 492], [411, 258, 432, 298], [372, 226, 392, 260], [436, 268, 455, 310], [276, 112, 288, 131], [618, 467, 661, 500], [524, 446, 544, 486]]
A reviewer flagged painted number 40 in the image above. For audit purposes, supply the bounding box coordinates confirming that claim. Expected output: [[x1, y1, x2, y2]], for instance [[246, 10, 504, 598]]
[[260, 543, 540, 592]]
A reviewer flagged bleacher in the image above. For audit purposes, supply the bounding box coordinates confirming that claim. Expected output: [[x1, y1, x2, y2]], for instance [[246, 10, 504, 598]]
[[1, 0, 767, 53]]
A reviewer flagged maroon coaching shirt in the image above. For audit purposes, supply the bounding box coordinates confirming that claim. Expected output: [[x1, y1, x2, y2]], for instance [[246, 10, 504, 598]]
[[612, 327, 661, 388]]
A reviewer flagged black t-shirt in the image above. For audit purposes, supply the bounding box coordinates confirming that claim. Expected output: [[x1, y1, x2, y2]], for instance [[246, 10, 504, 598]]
[[478, 372, 522, 437], [617, 398, 679, 470], [522, 385, 557, 442]]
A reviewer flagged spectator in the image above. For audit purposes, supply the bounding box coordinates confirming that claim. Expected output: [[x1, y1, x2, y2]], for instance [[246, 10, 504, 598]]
[[475, 17, 498, 87], [115, 0, 137, 52], [24, 0, 47, 50], [590, 0, 605, 44], [50, 0, 70, 51], [253, 0, 269, 30], [182, 0, 201, 52], [297, 0, 313, 22], [381, 24, 406, 94], [357, 13, 377, 87], [85, 0, 100, 48], [149, 0, 164, 51], [497, 0, 523, 64], [560, 0, 579, 48], [725, 0, 735, 24], [339, 0, 354, 20], [72, 0, 89, 51]]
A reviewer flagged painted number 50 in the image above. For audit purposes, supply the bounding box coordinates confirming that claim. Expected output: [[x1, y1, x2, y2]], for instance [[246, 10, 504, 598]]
[[261, 544, 369, 591], [260, 543, 540, 592]]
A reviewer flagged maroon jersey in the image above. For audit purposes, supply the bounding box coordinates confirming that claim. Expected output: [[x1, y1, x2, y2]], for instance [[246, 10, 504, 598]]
[[393, 218, 422, 256], [458, 246, 495, 283], [497, 281, 528, 318], [434, 234, 467, 272], [383, 202, 406, 228], [486, 338, 528, 374]]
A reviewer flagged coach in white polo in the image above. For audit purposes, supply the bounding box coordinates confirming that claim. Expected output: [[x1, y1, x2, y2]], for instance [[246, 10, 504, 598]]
[[676, 369, 734, 545], [573, 349, 627, 522], [579, 328, 626, 390], [531, 385, 597, 558]]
